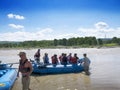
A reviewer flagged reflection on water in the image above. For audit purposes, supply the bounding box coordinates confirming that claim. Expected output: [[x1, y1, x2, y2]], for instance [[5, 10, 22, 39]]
[[0, 48, 120, 90]]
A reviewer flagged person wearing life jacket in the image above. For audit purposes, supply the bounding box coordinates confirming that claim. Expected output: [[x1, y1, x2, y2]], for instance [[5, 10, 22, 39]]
[[51, 54, 58, 65], [71, 53, 79, 64], [61, 53, 68, 65], [67, 53, 72, 64], [34, 49, 40, 63], [59, 53, 64, 64], [18, 52, 33, 90]]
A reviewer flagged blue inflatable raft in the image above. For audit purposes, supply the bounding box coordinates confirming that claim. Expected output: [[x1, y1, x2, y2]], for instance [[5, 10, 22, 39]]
[[31, 61, 84, 74], [0, 64, 17, 90]]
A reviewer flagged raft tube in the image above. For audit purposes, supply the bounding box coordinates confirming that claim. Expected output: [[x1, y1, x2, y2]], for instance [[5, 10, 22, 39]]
[[0, 64, 17, 90]]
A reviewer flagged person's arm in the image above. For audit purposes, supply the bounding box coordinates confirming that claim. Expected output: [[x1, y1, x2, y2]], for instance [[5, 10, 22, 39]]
[[34, 53, 36, 58], [88, 58, 91, 64], [17, 65, 20, 77], [43, 56, 45, 62], [27, 62, 33, 76], [17, 60, 21, 77]]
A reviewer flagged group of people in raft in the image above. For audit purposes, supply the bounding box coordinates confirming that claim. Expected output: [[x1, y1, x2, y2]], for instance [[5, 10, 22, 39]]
[[44, 53, 79, 65], [17, 49, 91, 90], [34, 49, 91, 75]]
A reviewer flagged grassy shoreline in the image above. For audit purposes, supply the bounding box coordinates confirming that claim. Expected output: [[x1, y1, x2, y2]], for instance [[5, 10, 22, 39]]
[[0, 45, 120, 50]]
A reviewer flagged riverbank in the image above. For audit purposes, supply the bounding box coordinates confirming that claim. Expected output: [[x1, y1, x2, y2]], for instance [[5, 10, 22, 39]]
[[0, 45, 120, 50]]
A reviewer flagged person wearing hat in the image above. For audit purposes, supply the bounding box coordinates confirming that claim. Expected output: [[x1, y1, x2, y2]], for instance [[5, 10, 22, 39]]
[[17, 52, 33, 90]]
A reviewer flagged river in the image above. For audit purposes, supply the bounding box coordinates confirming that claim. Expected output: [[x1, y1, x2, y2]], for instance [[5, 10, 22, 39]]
[[0, 48, 120, 90]]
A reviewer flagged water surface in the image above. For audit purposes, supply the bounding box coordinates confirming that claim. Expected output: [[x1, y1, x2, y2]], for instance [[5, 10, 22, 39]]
[[0, 48, 120, 90]]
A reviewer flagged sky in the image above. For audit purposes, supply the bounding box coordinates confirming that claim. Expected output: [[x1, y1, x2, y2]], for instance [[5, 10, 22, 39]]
[[0, 0, 120, 41]]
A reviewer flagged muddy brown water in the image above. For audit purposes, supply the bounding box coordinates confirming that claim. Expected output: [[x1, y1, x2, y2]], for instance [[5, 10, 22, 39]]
[[0, 48, 120, 90]]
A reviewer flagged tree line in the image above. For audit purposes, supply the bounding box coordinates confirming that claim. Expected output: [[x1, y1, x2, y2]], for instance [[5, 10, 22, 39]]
[[0, 37, 120, 48]]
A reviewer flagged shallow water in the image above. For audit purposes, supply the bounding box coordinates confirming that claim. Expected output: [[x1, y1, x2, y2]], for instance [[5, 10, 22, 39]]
[[0, 48, 120, 90]]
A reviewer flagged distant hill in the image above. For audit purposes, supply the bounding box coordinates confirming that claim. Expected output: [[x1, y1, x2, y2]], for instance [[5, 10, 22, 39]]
[[0, 41, 21, 44], [100, 38, 112, 41]]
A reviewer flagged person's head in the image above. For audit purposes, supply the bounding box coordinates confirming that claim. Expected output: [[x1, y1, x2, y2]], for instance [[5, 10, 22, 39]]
[[83, 53, 87, 57], [38, 49, 40, 52], [64, 53, 66, 56], [74, 53, 77, 57], [45, 53, 48, 56], [54, 54, 57, 57], [18, 52, 26, 60], [69, 53, 72, 56], [62, 53, 64, 56]]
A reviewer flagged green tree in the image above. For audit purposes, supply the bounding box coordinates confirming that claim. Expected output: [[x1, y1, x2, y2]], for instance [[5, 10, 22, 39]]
[[112, 37, 118, 43], [54, 39, 58, 46], [97, 39, 103, 45]]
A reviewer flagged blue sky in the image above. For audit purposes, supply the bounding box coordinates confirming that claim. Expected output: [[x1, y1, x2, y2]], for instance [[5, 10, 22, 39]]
[[0, 0, 120, 41]]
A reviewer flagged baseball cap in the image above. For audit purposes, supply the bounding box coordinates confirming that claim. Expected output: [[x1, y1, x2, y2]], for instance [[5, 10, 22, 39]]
[[18, 52, 26, 56]]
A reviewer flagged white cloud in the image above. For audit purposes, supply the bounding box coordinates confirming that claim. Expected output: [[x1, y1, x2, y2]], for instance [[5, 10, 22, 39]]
[[9, 24, 24, 30], [55, 33, 80, 39], [36, 28, 53, 37], [78, 22, 120, 38], [7, 13, 14, 18], [78, 28, 98, 37], [37, 28, 53, 33], [0, 28, 54, 41], [94, 22, 108, 30], [7, 13, 25, 20], [0, 22, 120, 41]]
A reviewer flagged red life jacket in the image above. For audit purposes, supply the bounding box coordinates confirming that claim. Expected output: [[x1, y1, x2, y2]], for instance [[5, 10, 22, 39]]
[[71, 57, 77, 64], [51, 56, 58, 64], [59, 56, 62, 62]]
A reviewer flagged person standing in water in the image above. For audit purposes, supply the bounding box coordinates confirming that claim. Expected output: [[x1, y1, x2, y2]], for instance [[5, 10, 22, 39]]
[[82, 53, 91, 75], [17, 52, 33, 90]]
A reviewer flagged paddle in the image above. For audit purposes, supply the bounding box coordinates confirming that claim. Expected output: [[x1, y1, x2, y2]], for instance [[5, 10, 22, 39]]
[[4, 62, 19, 65], [0, 62, 19, 70]]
